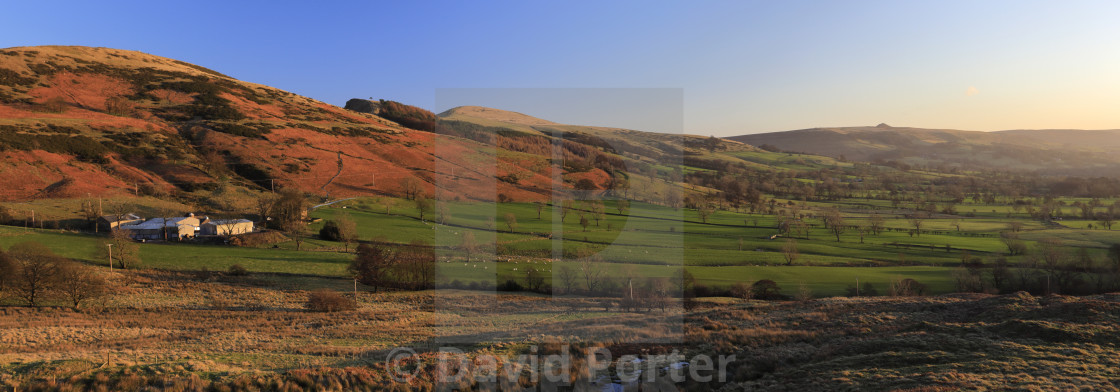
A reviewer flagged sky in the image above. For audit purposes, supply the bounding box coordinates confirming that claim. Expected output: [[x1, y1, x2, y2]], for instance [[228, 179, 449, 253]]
[[3, 1, 1120, 135]]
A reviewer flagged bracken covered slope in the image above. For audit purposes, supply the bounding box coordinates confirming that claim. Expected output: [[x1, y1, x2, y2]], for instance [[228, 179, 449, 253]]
[[0, 46, 567, 202]]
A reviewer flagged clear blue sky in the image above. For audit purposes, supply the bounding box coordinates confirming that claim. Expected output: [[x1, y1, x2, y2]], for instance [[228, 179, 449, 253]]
[[4, 1, 1120, 135]]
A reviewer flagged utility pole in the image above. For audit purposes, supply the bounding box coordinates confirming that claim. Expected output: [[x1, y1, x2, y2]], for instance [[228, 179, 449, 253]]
[[107, 243, 113, 272]]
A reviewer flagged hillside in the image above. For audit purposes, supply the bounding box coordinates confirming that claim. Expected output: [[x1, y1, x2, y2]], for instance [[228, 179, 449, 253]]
[[438, 105, 759, 167], [728, 125, 1120, 174], [0, 46, 762, 207], [0, 46, 553, 204]]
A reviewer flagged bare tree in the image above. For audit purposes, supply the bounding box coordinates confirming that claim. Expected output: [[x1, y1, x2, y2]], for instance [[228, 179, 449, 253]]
[[0, 249, 14, 293], [908, 215, 924, 237], [645, 277, 671, 311], [460, 231, 477, 263], [579, 250, 605, 293], [534, 202, 544, 220], [665, 190, 682, 210], [952, 265, 984, 293], [80, 199, 101, 231], [437, 202, 450, 225], [254, 194, 275, 226], [504, 212, 518, 232], [557, 264, 577, 294], [826, 209, 846, 242], [671, 269, 695, 297], [560, 200, 574, 223], [335, 212, 357, 252], [1000, 232, 1027, 256], [400, 177, 423, 200], [782, 238, 800, 266], [7, 242, 62, 307], [103, 229, 141, 269], [44, 96, 66, 112], [795, 281, 813, 301], [1007, 221, 1024, 233], [616, 199, 630, 215], [272, 190, 308, 250], [1099, 206, 1115, 230], [697, 203, 714, 223], [988, 254, 1011, 293], [397, 240, 435, 290], [289, 221, 308, 251], [524, 267, 544, 291], [1034, 238, 1077, 294], [869, 213, 884, 236], [729, 282, 752, 299], [591, 202, 606, 227], [107, 202, 134, 226], [414, 194, 432, 222], [55, 261, 108, 309], [349, 242, 396, 292]]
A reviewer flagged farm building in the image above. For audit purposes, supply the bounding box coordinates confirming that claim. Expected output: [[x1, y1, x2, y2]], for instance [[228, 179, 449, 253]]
[[97, 213, 143, 231], [200, 219, 254, 236], [119, 214, 201, 241]]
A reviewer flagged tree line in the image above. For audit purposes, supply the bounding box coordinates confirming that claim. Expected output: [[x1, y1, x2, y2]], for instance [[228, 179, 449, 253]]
[[0, 242, 108, 308]]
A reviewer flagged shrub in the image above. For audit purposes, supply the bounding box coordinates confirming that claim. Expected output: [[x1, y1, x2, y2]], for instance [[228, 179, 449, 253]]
[[693, 284, 713, 297], [305, 290, 356, 312], [227, 264, 249, 276], [0, 67, 36, 86], [729, 282, 752, 299], [844, 282, 879, 297], [0, 126, 109, 162], [319, 220, 341, 241], [889, 277, 927, 297], [498, 279, 523, 292], [750, 279, 783, 300]]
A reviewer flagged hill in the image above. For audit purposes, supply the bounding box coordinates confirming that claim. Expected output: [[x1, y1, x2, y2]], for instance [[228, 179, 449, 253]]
[[439, 105, 558, 127], [0, 46, 576, 204], [728, 126, 1120, 175], [0, 45, 760, 207]]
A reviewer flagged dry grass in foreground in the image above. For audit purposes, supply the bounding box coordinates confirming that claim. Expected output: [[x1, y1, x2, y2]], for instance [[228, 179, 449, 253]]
[[1, 269, 1119, 391]]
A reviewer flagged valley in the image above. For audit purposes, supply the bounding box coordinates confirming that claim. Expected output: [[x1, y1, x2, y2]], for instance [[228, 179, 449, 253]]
[[3, 45, 1120, 390]]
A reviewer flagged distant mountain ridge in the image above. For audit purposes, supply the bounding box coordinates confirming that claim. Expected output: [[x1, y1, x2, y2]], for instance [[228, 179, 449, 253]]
[[727, 126, 1120, 174]]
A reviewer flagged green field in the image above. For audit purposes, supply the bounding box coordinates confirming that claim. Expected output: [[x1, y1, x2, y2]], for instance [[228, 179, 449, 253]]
[[6, 195, 1118, 297]]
